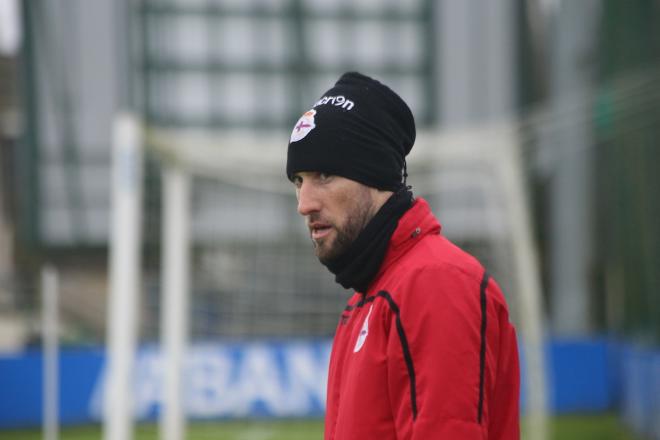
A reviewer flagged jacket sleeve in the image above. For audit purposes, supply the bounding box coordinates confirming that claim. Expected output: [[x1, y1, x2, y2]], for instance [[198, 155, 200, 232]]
[[385, 265, 520, 440]]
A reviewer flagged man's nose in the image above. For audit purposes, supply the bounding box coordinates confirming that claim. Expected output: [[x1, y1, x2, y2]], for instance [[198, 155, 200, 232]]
[[297, 183, 321, 216]]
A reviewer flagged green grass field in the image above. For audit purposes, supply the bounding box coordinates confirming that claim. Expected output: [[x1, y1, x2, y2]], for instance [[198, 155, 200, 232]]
[[3, 414, 643, 440]]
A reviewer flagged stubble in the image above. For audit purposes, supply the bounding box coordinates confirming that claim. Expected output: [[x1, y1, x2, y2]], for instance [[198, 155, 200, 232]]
[[314, 193, 375, 264]]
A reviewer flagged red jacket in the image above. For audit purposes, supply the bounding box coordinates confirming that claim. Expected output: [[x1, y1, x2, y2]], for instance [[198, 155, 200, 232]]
[[325, 198, 520, 440]]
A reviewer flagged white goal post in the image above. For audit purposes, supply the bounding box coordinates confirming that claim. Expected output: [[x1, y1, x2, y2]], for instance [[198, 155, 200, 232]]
[[143, 120, 549, 440], [104, 113, 144, 440]]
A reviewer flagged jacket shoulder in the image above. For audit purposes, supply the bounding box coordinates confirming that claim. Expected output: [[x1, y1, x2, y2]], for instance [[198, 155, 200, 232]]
[[380, 234, 509, 311], [397, 234, 485, 283]]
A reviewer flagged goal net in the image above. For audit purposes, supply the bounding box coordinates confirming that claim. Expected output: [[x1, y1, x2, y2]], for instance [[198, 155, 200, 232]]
[[147, 124, 522, 337]]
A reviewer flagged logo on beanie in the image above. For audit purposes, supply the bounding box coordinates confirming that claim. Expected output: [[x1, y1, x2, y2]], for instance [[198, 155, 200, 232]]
[[314, 95, 355, 110], [290, 109, 316, 143]]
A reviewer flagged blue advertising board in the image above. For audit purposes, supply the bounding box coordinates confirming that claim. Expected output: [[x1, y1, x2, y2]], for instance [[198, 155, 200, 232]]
[[0, 338, 653, 428], [0, 340, 330, 428]]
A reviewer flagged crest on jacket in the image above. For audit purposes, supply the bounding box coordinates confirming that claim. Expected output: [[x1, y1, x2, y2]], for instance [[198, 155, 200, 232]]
[[353, 305, 373, 353]]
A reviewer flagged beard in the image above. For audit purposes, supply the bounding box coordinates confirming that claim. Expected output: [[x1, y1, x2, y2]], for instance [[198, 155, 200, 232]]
[[312, 201, 374, 265]]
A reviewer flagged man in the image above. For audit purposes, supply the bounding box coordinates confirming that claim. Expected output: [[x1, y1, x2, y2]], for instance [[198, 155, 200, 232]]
[[287, 72, 520, 439]]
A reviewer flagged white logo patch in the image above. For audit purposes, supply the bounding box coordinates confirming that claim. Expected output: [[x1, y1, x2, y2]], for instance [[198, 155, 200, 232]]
[[353, 305, 373, 353], [290, 109, 316, 142]]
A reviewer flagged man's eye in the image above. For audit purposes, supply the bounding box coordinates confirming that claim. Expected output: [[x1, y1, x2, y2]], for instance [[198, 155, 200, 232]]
[[292, 176, 303, 187], [319, 173, 332, 182]]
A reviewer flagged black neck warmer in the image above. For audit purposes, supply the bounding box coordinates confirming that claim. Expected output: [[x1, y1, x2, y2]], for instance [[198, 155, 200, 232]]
[[323, 188, 413, 292]]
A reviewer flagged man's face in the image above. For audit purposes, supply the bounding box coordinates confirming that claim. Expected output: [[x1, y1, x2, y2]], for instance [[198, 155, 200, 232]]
[[292, 172, 388, 264]]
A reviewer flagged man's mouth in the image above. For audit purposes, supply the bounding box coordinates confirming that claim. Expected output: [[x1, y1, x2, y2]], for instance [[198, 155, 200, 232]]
[[309, 222, 332, 241]]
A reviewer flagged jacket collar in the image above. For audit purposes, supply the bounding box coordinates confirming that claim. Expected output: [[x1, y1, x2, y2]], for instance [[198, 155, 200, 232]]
[[372, 197, 441, 285]]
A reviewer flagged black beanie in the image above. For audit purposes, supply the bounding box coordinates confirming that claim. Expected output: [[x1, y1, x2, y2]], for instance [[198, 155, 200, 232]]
[[286, 72, 416, 191]]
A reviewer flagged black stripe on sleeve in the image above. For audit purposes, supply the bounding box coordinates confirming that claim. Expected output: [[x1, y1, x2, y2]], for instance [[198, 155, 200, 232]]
[[377, 290, 418, 421], [477, 271, 490, 423]]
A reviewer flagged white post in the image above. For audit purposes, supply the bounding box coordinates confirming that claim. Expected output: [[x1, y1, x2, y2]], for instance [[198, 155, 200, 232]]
[[496, 131, 549, 440], [42, 266, 59, 440], [160, 166, 190, 440], [547, 0, 599, 336], [104, 113, 143, 440]]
